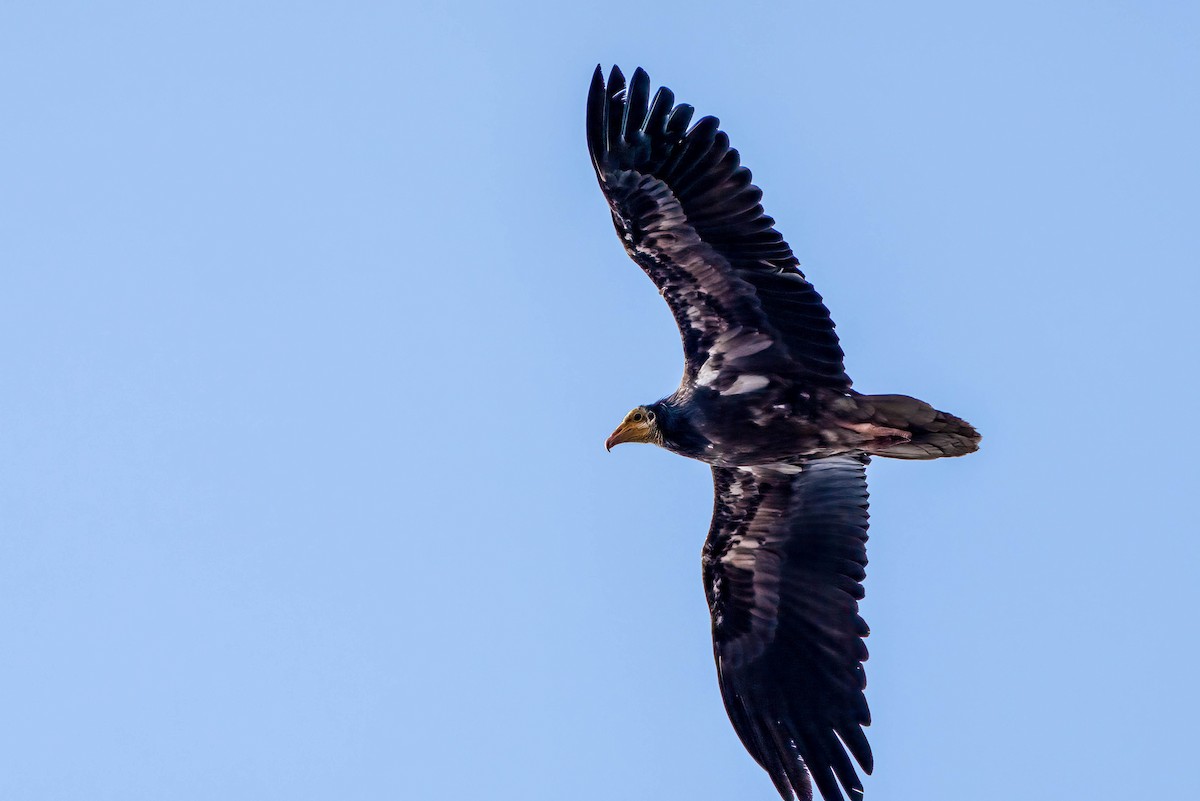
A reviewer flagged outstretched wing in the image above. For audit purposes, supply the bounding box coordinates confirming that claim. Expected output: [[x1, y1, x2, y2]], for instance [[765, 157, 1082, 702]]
[[703, 456, 873, 801], [587, 66, 850, 393]]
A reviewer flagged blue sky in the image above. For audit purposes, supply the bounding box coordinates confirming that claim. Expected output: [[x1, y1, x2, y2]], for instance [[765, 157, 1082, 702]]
[[2, 2, 1198, 799]]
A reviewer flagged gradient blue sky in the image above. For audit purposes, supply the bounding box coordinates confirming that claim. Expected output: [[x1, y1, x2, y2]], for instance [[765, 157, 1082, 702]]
[[3, 2, 1198, 800]]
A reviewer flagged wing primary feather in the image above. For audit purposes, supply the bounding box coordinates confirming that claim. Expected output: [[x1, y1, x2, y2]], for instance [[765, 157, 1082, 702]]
[[605, 66, 626, 157], [644, 86, 676, 170], [796, 727, 847, 801], [689, 159, 752, 205], [664, 117, 721, 184], [818, 727, 865, 801], [675, 142, 739, 199], [623, 67, 650, 138], [586, 65, 607, 175], [645, 86, 674, 135], [665, 103, 695, 139], [835, 724, 874, 775], [673, 132, 730, 198], [773, 724, 814, 801]]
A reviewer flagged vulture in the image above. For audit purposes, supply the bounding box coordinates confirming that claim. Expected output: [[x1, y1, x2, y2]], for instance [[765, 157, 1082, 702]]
[[588, 66, 979, 801]]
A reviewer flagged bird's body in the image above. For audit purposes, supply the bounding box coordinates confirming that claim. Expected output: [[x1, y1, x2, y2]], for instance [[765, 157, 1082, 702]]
[[643, 387, 977, 467], [588, 66, 979, 801]]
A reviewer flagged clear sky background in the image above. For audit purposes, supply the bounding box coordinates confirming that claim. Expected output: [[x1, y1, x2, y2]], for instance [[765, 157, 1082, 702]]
[[2, 2, 1198, 800]]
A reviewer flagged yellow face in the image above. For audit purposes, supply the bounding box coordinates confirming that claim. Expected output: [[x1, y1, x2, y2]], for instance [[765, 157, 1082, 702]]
[[605, 406, 660, 451]]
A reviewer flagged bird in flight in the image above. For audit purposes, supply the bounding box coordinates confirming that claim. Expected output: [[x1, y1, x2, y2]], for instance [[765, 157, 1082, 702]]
[[587, 66, 980, 801]]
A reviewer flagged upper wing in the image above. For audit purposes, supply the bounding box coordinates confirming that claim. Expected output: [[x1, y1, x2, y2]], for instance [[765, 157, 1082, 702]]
[[703, 456, 873, 801], [587, 66, 850, 393]]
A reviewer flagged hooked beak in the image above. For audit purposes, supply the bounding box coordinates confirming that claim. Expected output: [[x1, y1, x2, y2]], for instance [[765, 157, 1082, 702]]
[[605, 419, 652, 452]]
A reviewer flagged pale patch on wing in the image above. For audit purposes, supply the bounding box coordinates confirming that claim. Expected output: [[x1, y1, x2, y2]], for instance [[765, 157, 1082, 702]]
[[721, 330, 774, 360], [756, 463, 805, 475], [705, 465, 809, 668], [695, 358, 721, 388], [696, 327, 777, 394], [721, 374, 770, 396], [773, 268, 809, 283], [606, 175, 789, 393], [718, 531, 784, 667]]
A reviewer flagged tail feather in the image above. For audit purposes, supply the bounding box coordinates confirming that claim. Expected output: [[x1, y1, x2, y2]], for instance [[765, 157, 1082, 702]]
[[856, 393, 980, 460]]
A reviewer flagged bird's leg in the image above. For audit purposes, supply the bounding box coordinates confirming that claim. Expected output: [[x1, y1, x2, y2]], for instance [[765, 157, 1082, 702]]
[[838, 421, 910, 439], [837, 421, 912, 450]]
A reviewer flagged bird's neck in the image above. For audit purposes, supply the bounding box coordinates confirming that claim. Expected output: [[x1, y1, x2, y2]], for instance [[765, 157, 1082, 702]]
[[652, 399, 709, 459]]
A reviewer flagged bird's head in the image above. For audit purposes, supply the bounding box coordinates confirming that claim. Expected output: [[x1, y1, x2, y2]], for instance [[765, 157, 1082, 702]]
[[605, 405, 663, 451]]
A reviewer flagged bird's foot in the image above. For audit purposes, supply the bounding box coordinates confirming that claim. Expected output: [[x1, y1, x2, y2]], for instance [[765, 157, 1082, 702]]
[[837, 421, 913, 453], [838, 422, 911, 441]]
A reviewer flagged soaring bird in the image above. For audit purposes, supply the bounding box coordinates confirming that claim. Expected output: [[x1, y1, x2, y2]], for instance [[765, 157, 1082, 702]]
[[588, 66, 980, 801]]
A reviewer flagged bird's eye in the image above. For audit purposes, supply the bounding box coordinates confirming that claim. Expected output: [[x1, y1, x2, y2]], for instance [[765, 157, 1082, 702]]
[[632, 412, 644, 422]]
